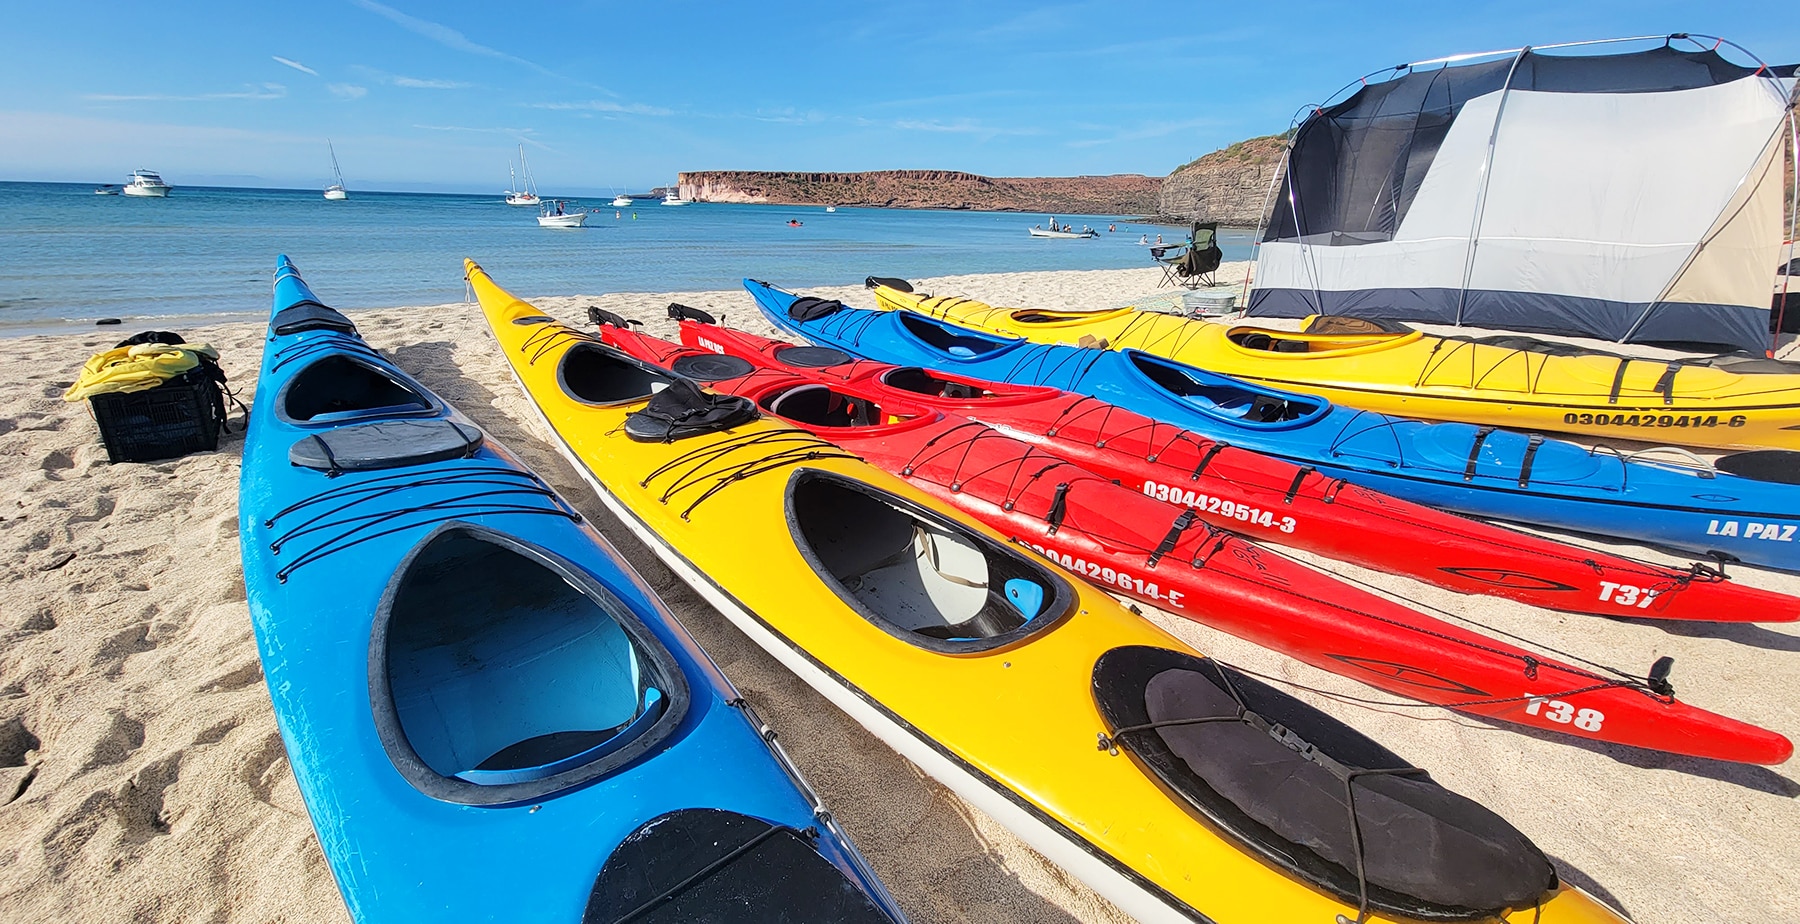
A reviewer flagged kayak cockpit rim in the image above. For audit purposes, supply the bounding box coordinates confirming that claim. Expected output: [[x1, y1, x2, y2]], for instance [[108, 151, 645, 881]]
[[274, 352, 440, 426], [1225, 325, 1424, 358], [878, 366, 1049, 403], [893, 312, 1028, 362], [784, 469, 1074, 655], [1006, 307, 1136, 327], [368, 522, 692, 806], [1123, 351, 1331, 430], [759, 384, 938, 436], [559, 341, 682, 407]]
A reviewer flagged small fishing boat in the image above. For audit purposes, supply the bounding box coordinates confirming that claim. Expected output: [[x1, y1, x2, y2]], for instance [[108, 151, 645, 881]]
[[323, 140, 348, 200], [537, 200, 588, 228], [122, 169, 170, 197], [93, 184, 120, 195], [661, 181, 690, 206], [825, 205, 838, 212], [611, 194, 633, 207], [1029, 226, 1097, 239]]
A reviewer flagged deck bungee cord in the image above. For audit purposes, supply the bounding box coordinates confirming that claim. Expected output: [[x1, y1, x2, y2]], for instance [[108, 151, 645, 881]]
[[263, 466, 580, 582]]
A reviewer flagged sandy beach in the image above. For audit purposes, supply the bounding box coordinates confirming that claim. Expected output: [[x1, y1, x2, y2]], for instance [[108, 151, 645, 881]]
[[2, 261, 1797, 923]]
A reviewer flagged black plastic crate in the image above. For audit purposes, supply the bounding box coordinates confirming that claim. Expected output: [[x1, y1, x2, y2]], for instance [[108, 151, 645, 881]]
[[88, 370, 222, 463]]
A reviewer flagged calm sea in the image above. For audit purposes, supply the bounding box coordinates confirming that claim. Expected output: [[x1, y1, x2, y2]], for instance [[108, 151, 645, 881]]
[[0, 182, 1255, 336]]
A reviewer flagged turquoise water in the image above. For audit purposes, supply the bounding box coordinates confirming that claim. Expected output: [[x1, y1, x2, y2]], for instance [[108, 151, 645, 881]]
[[0, 182, 1253, 335]]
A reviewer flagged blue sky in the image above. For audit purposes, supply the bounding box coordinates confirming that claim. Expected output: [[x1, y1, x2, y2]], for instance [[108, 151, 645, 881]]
[[0, 0, 1792, 194]]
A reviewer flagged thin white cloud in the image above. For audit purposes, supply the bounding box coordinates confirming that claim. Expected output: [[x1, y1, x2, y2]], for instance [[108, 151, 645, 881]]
[[412, 123, 549, 150], [895, 118, 1040, 138], [272, 56, 318, 76], [393, 76, 469, 89], [84, 83, 288, 102], [328, 84, 369, 100], [527, 100, 671, 116], [347, 0, 605, 91]]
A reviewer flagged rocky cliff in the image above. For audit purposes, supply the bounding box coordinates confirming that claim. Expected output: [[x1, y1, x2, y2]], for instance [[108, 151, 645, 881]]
[[1156, 134, 1287, 229], [678, 170, 1161, 214]]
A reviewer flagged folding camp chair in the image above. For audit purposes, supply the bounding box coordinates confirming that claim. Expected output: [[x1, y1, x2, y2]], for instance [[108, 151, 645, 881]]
[[1154, 221, 1224, 289]]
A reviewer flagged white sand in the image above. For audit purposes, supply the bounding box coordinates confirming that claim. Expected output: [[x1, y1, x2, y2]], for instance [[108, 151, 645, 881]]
[[1, 262, 1796, 923]]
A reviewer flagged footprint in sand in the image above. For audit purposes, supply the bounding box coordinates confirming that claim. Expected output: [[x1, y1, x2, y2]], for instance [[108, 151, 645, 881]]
[[80, 710, 146, 771], [93, 622, 157, 677], [113, 753, 182, 843], [0, 716, 42, 805]]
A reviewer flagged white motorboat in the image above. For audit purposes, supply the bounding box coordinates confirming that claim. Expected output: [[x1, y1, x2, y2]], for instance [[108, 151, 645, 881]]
[[324, 140, 348, 200], [94, 185, 120, 195], [611, 194, 633, 207], [505, 144, 541, 206], [825, 205, 837, 212], [122, 170, 171, 197], [537, 200, 588, 228], [660, 181, 690, 206], [1028, 226, 1097, 239]]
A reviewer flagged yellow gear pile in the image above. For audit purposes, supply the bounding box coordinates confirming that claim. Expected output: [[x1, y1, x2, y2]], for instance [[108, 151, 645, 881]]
[[64, 342, 219, 402]]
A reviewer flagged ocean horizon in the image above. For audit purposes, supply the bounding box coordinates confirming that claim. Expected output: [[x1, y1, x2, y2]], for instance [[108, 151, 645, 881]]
[[0, 181, 1254, 337]]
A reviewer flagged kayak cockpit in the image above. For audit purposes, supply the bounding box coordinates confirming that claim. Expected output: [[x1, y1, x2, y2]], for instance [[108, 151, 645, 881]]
[[880, 367, 1028, 402], [279, 354, 436, 424], [1093, 646, 1556, 920], [788, 472, 1070, 653], [587, 808, 899, 923], [372, 526, 687, 804], [560, 343, 677, 405], [1127, 352, 1327, 428], [1229, 323, 1417, 356], [896, 313, 1020, 360], [1007, 307, 1130, 325], [762, 384, 931, 434]]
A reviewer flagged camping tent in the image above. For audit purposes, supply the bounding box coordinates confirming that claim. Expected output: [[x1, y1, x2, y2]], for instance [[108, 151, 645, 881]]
[[1249, 36, 1798, 354]]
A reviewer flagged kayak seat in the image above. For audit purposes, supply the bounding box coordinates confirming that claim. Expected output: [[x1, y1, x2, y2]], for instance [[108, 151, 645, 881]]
[[270, 300, 358, 337], [282, 355, 435, 423], [375, 529, 685, 804], [1273, 339, 1309, 354], [624, 379, 759, 442], [1093, 646, 1556, 919], [1714, 449, 1800, 485], [765, 385, 881, 428], [560, 343, 678, 405], [289, 419, 483, 473], [896, 313, 1013, 356], [881, 367, 986, 400], [787, 297, 847, 322], [584, 808, 899, 924], [791, 473, 1069, 653]]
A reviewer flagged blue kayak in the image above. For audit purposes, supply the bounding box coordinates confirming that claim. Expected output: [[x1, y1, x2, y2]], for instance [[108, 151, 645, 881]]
[[239, 256, 905, 924], [748, 279, 1800, 573]]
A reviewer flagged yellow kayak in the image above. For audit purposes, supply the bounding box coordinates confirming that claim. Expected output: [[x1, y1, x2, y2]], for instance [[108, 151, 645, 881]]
[[869, 283, 1800, 451], [469, 260, 1626, 924]]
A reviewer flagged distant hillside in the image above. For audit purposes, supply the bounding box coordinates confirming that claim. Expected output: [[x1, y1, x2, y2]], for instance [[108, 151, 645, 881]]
[[1157, 134, 1287, 228], [678, 170, 1162, 214]]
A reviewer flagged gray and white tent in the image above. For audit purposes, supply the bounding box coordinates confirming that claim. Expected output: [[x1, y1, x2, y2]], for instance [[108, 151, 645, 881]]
[[1249, 35, 1798, 354]]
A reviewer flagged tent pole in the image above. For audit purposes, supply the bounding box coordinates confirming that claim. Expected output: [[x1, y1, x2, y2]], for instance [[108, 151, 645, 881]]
[[1626, 117, 1793, 347], [1452, 46, 1531, 328], [1774, 107, 1799, 357], [1246, 119, 1302, 311]]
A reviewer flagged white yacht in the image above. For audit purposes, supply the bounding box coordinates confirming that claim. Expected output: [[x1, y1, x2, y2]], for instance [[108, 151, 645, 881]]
[[660, 181, 690, 206], [122, 170, 171, 197], [505, 144, 541, 206], [611, 194, 634, 207], [537, 200, 588, 228], [324, 141, 348, 200]]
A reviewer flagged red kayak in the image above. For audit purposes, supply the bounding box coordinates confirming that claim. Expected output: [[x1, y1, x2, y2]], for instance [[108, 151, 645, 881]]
[[598, 321, 1792, 765], [669, 320, 1799, 625]]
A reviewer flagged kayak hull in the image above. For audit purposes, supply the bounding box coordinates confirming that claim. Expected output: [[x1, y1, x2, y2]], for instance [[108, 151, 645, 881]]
[[468, 259, 1632, 924], [871, 284, 1800, 451], [241, 257, 899, 923]]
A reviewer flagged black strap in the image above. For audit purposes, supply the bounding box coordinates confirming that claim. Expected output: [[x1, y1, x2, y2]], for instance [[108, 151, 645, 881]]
[[1608, 357, 1631, 404], [1283, 465, 1315, 504], [1147, 509, 1198, 568], [308, 434, 341, 477], [1517, 435, 1545, 488], [1463, 427, 1496, 481], [1045, 483, 1070, 534], [1190, 441, 1228, 481], [1655, 362, 1681, 405]]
